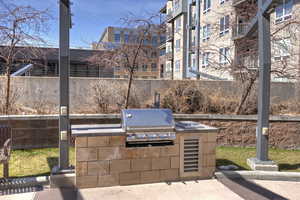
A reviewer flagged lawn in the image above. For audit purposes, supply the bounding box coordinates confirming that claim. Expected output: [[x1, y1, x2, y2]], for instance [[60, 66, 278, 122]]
[[0, 146, 299, 178], [217, 146, 300, 172], [0, 148, 75, 178]]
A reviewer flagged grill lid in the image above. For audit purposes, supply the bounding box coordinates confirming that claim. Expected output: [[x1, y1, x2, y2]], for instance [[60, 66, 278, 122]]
[[121, 109, 175, 131]]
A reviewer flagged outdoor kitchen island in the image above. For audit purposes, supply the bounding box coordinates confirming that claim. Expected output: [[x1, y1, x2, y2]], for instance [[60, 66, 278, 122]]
[[72, 109, 218, 189]]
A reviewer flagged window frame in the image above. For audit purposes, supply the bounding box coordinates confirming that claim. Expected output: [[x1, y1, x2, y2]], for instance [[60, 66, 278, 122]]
[[203, 0, 211, 13], [275, 0, 293, 23], [219, 15, 230, 36]]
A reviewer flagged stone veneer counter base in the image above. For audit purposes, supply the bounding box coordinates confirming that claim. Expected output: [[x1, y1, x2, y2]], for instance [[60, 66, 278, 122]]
[[72, 124, 218, 189]]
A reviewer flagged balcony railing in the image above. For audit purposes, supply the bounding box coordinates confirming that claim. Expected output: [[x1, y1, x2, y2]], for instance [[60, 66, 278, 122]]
[[166, 52, 173, 60], [166, 28, 173, 42], [232, 23, 251, 39], [237, 54, 259, 69], [166, 11, 173, 23]]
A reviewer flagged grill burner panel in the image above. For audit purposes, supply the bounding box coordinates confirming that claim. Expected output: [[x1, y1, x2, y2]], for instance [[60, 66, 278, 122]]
[[122, 109, 176, 143]]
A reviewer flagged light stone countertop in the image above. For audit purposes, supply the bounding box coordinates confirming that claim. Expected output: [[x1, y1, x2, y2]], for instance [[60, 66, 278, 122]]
[[71, 122, 218, 137]]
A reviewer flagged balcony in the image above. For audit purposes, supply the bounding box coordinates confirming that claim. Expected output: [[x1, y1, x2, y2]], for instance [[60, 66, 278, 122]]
[[166, 52, 173, 60], [190, 17, 196, 29], [189, 42, 196, 53], [232, 23, 251, 40], [237, 54, 259, 69], [166, 28, 173, 42], [166, 12, 174, 23]]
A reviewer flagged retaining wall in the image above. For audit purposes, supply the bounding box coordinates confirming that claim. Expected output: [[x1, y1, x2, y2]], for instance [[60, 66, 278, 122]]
[[0, 114, 299, 150], [0, 77, 298, 113]]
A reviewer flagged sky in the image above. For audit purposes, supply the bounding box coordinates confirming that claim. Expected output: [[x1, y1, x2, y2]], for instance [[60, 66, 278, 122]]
[[10, 0, 166, 49]]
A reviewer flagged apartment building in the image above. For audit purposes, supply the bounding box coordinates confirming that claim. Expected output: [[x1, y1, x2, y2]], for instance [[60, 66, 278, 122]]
[[93, 26, 166, 79], [161, 0, 300, 81], [0, 46, 113, 77]]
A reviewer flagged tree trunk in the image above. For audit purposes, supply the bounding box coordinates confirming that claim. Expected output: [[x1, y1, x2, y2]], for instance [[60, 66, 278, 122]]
[[5, 64, 11, 115], [125, 71, 134, 109], [235, 78, 256, 115]]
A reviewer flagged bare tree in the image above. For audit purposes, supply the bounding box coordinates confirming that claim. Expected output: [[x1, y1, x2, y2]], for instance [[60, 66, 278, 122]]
[[0, 0, 50, 114], [195, 2, 300, 114], [89, 13, 163, 108]]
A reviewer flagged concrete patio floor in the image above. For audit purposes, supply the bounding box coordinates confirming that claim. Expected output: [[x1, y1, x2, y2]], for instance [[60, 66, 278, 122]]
[[2, 179, 300, 200]]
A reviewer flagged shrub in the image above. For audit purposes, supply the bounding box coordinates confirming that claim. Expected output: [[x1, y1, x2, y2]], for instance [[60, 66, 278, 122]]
[[161, 82, 209, 113], [92, 81, 140, 113]]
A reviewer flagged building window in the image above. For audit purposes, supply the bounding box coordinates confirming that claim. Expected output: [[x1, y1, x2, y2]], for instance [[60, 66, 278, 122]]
[[273, 38, 291, 61], [276, 0, 293, 23], [202, 52, 210, 67], [174, 0, 180, 10], [219, 47, 229, 64], [142, 64, 148, 72], [160, 49, 166, 56], [151, 51, 157, 58], [175, 39, 181, 52], [124, 31, 130, 43], [151, 63, 157, 71], [220, 15, 230, 36], [166, 63, 172, 72], [203, 0, 211, 13], [175, 60, 181, 72], [192, 57, 196, 68], [175, 17, 181, 32], [202, 24, 211, 42], [114, 31, 121, 43], [160, 36, 166, 44], [115, 66, 121, 71], [152, 36, 158, 46]]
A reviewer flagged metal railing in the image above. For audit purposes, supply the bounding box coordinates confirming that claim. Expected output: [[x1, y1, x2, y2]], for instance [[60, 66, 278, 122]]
[[166, 28, 173, 41], [166, 52, 173, 60], [232, 23, 251, 39], [166, 12, 173, 22]]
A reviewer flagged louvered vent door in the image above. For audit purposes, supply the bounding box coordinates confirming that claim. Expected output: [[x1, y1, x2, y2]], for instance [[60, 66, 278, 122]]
[[180, 135, 202, 177]]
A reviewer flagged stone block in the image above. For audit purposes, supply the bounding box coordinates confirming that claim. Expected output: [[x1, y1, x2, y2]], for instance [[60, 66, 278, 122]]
[[140, 147, 161, 158], [98, 173, 120, 187], [204, 154, 216, 168], [121, 148, 140, 159], [76, 162, 87, 177], [140, 170, 160, 183], [76, 176, 98, 188], [87, 161, 109, 176], [152, 157, 170, 170], [131, 159, 152, 171], [171, 156, 180, 169], [76, 148, 97, 162], [110, 160, 131, 173], [119, 172, 140, 185], [76, 137, 88, 148], [98, 147, 122, 160], [160, 169, 179, 181], [88, 136, 109, 147], [110, 136, 125, 146], [202, 142, 216, 155], [207, 133, 217, 142], [247, 158, 279, 171], [161, 144, 179, 157]]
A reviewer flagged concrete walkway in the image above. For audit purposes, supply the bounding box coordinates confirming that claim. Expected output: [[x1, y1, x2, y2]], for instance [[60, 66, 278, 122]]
[[1, 179, 300, 200]]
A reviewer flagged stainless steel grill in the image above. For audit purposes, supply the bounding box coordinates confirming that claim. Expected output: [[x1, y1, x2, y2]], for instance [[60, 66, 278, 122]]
[[121, 109, 176, 144]]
